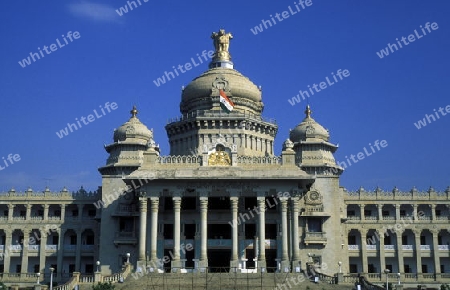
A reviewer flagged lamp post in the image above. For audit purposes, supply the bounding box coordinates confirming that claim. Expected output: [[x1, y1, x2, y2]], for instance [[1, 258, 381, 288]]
[[338, 261, 342, 273], [36, 272, 40, 285], [49, 267, 55, 290], [397, 273, 401, 285], [96, 261, 100, 272], [384, 269, 390, 290], [126, 253, 130, 264]]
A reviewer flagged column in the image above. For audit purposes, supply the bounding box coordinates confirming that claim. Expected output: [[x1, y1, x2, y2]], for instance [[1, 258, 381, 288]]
[[230, 197, 239, 269], [4, 229, 12, 273], [291, 199, 300, 265], [395, 204, 400, 221], [43, 204, 49, 221], [414, 230, 422, 276], [361, 230, 368, 273], [360, 204, 365, 221], [413, 204, 418, 221], [199, 197, 208, 268], [26, 204, 31, 220], [75, 230, 82, 271], [378, 229, 385, 273], [138, 197, 148, 262], [21, 231, 29, 274], [56, 230, 63, 280], [172, 197, 182, 270], [431, 230, 440, 274], [280, 197, 289, 270], [377, 204, 382, 221], [39, 229, 47, 273], [150, 197, 159, 262], [396, 232, 404, 273], [7, 204, 14, 220], [257, 197, 266, 269], [77, 205, 83, 222], [60, 204, 66, 222], [431, 205, 436, 221]]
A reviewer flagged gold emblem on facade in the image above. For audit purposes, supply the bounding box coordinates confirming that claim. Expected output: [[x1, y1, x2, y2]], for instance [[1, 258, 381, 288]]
[[208, 145, 231, 166]]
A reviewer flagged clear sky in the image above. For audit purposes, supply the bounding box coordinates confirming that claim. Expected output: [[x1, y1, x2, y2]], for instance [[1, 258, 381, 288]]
[[0, 1, 449, 192]]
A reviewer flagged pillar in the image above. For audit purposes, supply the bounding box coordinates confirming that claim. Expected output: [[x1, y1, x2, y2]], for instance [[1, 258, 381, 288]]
[[396, 232, 404, 273], [138, 197, 148, 262], [360, 204, 365, 221], [230, 197, 239, 269], [379, 229, 386, 273], [431, 230, 440, 274], [291, 198, 300, 271], [171, 196, 182, 270], [361, 230, 368, 273], [8, 204, 14, 221], [280, 197, 289, 271], [56, 230, 63, 280], [414, 230, 422, 276], [4, 229, 12, 273], [39, 229, 47, 274], [150, 197, 159, 263], [395, 204, 400, 221], [43, 205, 49, 221], [257, 197, 266, 269], [198, 197, 208, 269], [21, 231, 29, 274], [75, 230, 82, 271], [60, 204, 66, 222]]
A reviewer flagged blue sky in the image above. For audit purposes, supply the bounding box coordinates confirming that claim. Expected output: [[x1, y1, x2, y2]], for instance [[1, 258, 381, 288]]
[[0, 1, 449, 192]]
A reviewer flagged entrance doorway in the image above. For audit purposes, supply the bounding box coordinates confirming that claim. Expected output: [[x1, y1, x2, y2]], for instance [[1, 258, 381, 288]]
[[207, 249, 231, 272]]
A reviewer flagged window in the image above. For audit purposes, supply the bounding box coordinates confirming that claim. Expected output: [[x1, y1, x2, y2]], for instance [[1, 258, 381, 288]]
[[85, 264, 93, 274], [38, 210, 44, 216], [184, 224, 196, 239], [382, 210, 389, 216], [164, 197, 173, 211], [350, 264, 358, 273], [52, 236, 58, 245], [364, 210, 372, 216], [307, 218, 322, 232], [16, 265, 21, 273], [422, 264, 428, 273], [20, 211, 26, 217], [348, 235, 357, 244], [88, 210, 96, 217], [404, 265, 411, 273], [402, 235, 408, 245], [436, 210, 441, 216], [420, 236, 426, 245], [3, 210, 7, 216], [69, 264, 75, 273], [72, 210, 78, 217], [181, 197, 196, 210], [85, 235, 94, 245], [34, 264, 39, 273], [384, 236, 392, 245], [164, 224, 173, 239], [245, 224, 256, 239], [400, 210, 406, 216], [54, 210, 61, 217], [386, 265, 393, 272], [70, 235, 77, 245], [347, 210, 355, 216]]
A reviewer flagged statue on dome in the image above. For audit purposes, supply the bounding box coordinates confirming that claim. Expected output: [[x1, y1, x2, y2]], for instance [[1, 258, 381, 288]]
[[211, 29, 233, 52], [211, 29, 233, 62]]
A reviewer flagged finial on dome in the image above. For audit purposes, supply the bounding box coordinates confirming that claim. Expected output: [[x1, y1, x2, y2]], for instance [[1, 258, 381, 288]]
[[209, 29, 234, 69], [130, 106, 138, 118], [305, 105, 312, 118]]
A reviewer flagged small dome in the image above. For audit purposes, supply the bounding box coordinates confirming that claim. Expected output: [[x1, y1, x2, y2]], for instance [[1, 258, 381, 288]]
[[113, 106, 152, 142], [289, 106, 329, 142], [180, 67, 263, 114]]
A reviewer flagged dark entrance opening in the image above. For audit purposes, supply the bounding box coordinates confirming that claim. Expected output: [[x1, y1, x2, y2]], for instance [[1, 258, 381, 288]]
[[185, 249, 195, 269], [246, 249, 255, 268], [163, 249, 173, 272], [208, 249, 231, 272], [266, 249, 277, 272]]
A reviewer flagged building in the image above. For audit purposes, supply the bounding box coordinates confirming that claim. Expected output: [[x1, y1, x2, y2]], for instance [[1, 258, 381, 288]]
[[0, 29, 449, 285]]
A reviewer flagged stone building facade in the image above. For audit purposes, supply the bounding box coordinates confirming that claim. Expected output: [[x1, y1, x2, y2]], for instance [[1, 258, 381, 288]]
[[0, 30, 449, 284]]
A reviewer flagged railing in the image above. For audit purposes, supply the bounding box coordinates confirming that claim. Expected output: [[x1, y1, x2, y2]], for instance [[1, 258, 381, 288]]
[[48, 216, 62, 221], [79, 275, 94, 283], [347, 216, 361, 220], [64, 245, 76, 251], [384, 245, 395, 250], [30, 216, 43, 221], [359, 275, 385, 290], [438, 244, 450, 250], [157, 155, 202, 165], [236, 155, 281, 165], [28, 245, 39, 251], [46, 245, 58, 250], [382, 216, 395, 220], [81, 245, 95, 251], [366, 245, 377, 250], [348, 245, 360, 250], [418, 215, 432, 220], [420, 245, 431, 250], [402, 245, 413, 250], [167, 109, 277, 125], [103, 263, 132, 283], [343, 274, 359, 284], [436, 216, 449, 220], [364, 216, 378, 220]]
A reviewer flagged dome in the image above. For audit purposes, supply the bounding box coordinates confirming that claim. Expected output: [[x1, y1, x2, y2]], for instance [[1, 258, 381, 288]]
[[290, 106, 329, 142], [180, 67, 263, 114], [113, 106, 152, 142]]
